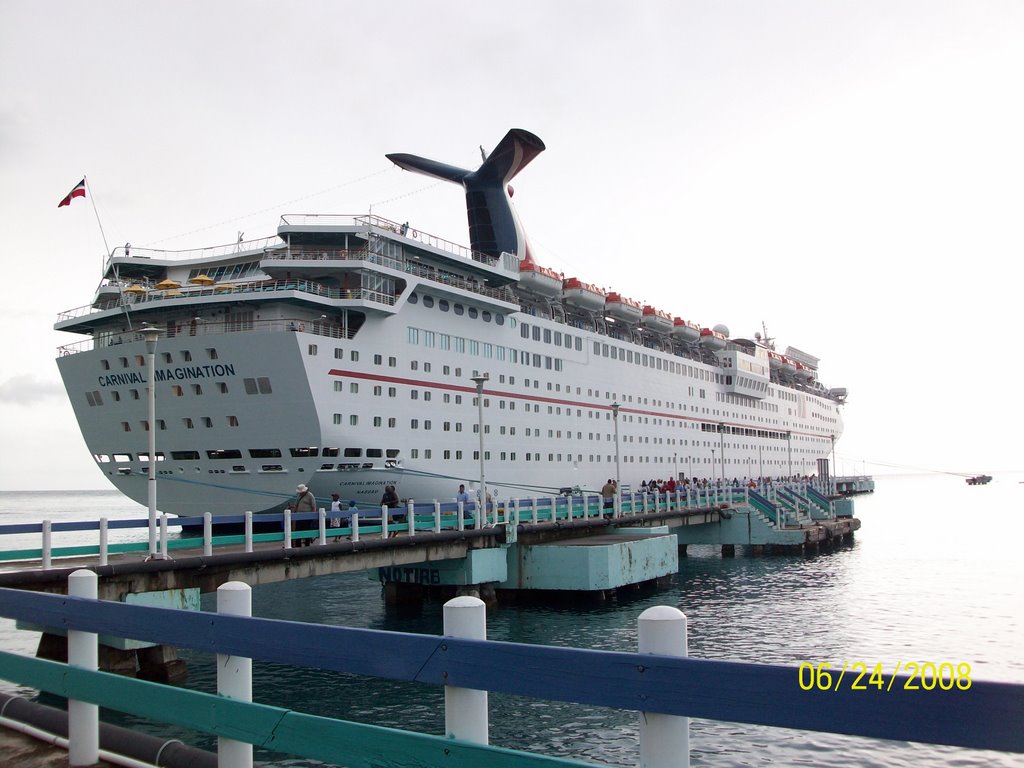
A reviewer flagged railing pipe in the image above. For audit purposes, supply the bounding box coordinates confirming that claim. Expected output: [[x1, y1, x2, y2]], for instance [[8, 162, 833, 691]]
[[203, 513, 213, 557], [160, 515, 169, 559], [443, 596, 488, 745], [41, 520, 51, 570], [217, 581, 253, 768], [68, 569, 99, 767], [98, 518, 108, 567], [638, 605, 689, 768]]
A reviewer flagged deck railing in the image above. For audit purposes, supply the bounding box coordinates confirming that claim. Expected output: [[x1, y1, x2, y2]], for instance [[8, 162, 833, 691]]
[[0, 577, 1021, 768]]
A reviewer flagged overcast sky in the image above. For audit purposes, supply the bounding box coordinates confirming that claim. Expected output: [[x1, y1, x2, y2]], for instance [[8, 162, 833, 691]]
[[1, 1, 1021, 490]]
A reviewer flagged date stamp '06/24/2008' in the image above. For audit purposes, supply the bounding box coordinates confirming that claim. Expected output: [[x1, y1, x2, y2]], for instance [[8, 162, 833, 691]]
[[797, 661, 972, 692]]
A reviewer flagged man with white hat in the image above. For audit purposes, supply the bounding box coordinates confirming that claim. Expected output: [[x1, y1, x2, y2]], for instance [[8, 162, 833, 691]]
[[291, 483, 316, 546]]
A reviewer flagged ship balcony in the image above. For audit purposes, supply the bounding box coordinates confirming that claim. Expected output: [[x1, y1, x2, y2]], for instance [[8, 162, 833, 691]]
[[55, 277, 399, 331], [56, 316, 356, 357]]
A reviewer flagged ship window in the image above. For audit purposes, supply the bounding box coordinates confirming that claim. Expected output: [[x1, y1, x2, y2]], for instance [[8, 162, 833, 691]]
[[333, 413, 342, 424], [250, 448, 282, 458], [367, 449, 383, 458], [308, 344, 318, 355], [408, 292, 418, 304], [261, 465, 284, 472], [343, 448, 363, 458], [119, 357, 129, 368], [482, 311, 492, 322], [218, 382, 228, 394], [183, 418, 194, 429], [172, 385, 184, 397], [374, 354, 383, 365], [113, 453, 132, 462], [130, 389, 140, 400], [171, 450, 200, 460], [101, 359, 110, 370], [468, 307, 478, 319], [207, 449, 242, 459], [257, 378, 272, 394], [320, 463, 334, 470], [349, 415, 358, 425], [388, 417, 396, 427], [351, 351, 359, 362], [389, 356, 396, 367], [231, 466, 247, 472], [192, 384, 203, 395], [202, 417, 212, 427], [439, 300, 449, 312], [227, 416, 239, 427], [206, 348, 218, 360], [454, 303, 464, 315], [322, 447, 340, 457], [135, 355, 144, 366], [495, 314, 504, 326], [521, 324, 529, 339], [244, 378, 258, 394], [161, 353, 172, 364], [121, 422, 131, 432], [373, 416, 382, 426], [94, 454, 111, 463], [182, 351, 192, 362], [350, 383, 358, 393], [290, 447, 319, 457], [423, 296, 434, 308], [86, 391, 103, 406]]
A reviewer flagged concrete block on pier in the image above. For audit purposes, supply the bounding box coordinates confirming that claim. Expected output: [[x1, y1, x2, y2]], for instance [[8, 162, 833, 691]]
[[500, 533, 678, 591]]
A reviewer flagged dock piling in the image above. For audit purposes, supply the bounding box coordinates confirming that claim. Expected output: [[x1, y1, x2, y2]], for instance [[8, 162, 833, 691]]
[[68, 569, 98, 768], [217, 581, 253, 768], [638, 605, 689, 768], [443, 596, 489, 745]]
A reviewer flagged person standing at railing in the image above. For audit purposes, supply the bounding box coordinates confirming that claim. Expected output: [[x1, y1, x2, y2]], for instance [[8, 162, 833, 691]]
[[381, 485, 401, 537], [291, 483, 316, 546], [601, 479, 616, 514]]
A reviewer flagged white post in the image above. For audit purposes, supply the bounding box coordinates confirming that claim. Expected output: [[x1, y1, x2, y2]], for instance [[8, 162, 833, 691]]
[[407, 500, 416, 538], [566, 494, 574, 521], [318, 509, 327, 545], [98, 518, 108, 567], [434, 501, 442, 533], [204, 512, 213, 557], [217, 582, 253, 768], [68, 569, 98, 767], [41, 520, 51, 570], [443, 596, 488, 745], [244, 512, 253, 553], [457, 501, 465, 532], [160, 514, 169, 559], [638, 606, 689, 768], [532, 498, 538, 525], [284, 509, 292, 549], [382, 505, 390, 539], [351, 512, 360, 543]]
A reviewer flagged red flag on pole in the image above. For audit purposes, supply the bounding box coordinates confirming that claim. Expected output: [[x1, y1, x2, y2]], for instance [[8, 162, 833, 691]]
[[58, 178, 87, 207]]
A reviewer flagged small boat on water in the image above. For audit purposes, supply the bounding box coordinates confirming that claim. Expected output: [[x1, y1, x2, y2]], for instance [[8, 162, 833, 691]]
[[965, 475, 992, 486]]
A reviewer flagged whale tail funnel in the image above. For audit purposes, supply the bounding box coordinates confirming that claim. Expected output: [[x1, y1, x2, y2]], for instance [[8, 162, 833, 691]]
[[386, 129, 545, 262]]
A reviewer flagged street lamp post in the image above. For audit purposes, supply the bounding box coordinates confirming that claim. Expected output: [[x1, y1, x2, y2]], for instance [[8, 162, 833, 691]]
[[471, 374, 489, 524], [718, 423, 725, 485], [611, 402, 621, 516], [141, 325, 162, 557]]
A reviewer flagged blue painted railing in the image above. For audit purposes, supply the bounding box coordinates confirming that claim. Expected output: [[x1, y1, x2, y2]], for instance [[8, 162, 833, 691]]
[[0, 587, 1021, 764]]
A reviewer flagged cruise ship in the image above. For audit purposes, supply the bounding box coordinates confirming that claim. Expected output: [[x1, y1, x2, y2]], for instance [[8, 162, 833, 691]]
[[55, 129, 846, 516]]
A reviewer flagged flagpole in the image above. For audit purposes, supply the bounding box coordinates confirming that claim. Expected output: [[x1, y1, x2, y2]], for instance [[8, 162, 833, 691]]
[[83, 176, 111, 269]]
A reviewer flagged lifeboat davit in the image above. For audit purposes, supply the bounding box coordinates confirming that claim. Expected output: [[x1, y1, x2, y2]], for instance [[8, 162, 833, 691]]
[[699, 327, 728, 350], [518, 260, 562, 297], [561, 278, 606, 311], [641, 306, 673, 333], [672, 317, 701, 342], [605, 292, 642, 322]]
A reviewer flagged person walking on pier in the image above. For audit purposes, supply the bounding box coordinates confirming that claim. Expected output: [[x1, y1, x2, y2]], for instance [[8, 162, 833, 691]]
[[381, 484, 401, 537]]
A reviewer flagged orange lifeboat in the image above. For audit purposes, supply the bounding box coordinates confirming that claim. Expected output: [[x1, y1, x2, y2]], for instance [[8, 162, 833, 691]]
[[641, 306, 673, 333], [605, 292, 642, 322], [672, 316, 701, 342], [698, 327, 728, 350], [561, 278, 606, 311], [518, 260, 562, 297]]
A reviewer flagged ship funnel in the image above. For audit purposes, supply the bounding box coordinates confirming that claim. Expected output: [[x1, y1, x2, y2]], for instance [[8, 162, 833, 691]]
[[386, 128, 545, 263]]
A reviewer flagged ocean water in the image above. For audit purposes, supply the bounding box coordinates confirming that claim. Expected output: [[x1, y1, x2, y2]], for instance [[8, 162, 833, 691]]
[[0, 475, 1021, 767]]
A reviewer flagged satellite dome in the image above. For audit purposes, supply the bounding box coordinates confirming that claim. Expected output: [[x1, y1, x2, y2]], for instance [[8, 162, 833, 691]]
[[713, 324, 730, 338]]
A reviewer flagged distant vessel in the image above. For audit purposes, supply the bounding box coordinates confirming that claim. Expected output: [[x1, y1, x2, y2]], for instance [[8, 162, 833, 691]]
[[55, 128, 847, 516], [965, 475, 992, 486]]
